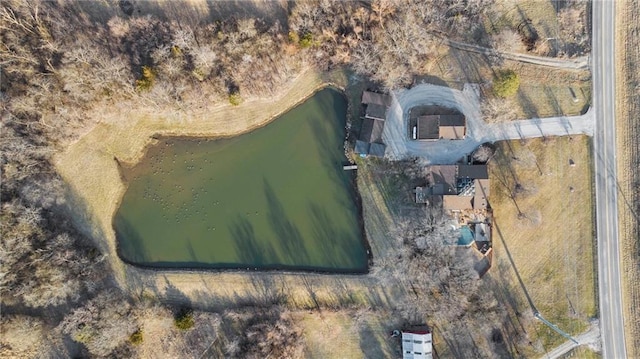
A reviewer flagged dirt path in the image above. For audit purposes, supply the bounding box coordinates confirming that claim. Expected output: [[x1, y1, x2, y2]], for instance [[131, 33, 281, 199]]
[[382, 83, 594, 162], [440, 36, 589, 70]]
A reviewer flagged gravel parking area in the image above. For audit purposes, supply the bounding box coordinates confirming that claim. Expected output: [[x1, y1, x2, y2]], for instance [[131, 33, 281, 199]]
[[382, 83, 594, 163]]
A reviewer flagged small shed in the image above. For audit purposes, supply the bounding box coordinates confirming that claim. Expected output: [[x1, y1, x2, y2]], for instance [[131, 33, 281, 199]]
[[402, 330, 433, 359]]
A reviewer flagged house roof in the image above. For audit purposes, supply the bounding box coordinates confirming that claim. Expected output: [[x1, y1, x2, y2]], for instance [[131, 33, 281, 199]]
[[439, 125, 465, 140], [365, 103, 387, 121], [417, 115, 440, 140], [443, 195, 473, 211], [426, 165, 457, 195], [438, 114, 466, 140], [359, 118, 385, 143], [362, 91, 392, 106], [438, 114, 465, 127], [417, 114, 466, 140], [354, 140, 370, 155], [458, 165, 489, 179], [369, 142, 386, 157], [473, 178, 490, 210]]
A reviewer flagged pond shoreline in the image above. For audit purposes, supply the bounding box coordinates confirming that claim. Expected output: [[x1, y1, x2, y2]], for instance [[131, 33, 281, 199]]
[[113, 86, 372, 274], [55, 68, 391, 309]]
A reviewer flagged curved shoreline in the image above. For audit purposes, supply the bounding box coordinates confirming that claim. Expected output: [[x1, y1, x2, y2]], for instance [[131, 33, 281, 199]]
[[54, 68, 390, 309]]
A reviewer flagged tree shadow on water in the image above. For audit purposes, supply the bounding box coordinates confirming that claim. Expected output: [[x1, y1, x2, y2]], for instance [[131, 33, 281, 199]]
[[228, 214, 276, 266], [263, 179, 309, 264], [307, 202, 362, 269]]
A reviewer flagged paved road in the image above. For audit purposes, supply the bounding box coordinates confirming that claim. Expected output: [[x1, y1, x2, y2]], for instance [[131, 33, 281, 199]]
[[382, 83, 593, 163], [592, 1, 627, 358], [539, 322, 601, 359], [442, 37, 590, 70]]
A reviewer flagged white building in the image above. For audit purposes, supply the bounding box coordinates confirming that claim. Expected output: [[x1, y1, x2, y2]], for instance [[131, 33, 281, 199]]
[[402, 330, 433, 359]]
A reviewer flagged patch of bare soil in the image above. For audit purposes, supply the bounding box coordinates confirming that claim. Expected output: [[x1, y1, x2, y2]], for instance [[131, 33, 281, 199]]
[[616, 0, 640, 356]]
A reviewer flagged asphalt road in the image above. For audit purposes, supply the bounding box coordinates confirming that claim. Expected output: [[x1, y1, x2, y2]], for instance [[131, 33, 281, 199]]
[[592, 1, 627, 358]]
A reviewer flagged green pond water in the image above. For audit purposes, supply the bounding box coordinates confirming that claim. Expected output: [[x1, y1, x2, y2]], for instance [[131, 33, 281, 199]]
[[114, 88, 368, 272]]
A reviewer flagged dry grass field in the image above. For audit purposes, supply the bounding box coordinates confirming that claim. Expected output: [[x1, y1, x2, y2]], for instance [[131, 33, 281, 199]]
[[423, 46, 591, 120], [297, 310, 401, 359], [560, 346, 601, 359], [488, 136, 596, 353], [616, 0, 640, 356]]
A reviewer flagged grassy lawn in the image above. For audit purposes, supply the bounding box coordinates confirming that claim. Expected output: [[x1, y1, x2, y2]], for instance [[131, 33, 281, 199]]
[[297, 310, 402, 359], [488, 136, 596, 354]]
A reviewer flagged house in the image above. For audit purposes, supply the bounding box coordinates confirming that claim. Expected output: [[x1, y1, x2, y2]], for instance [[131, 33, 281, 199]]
[[415, 114, 466, 140], [356, 91, 391, 157], [362, 91, 392, 107], [355, 119, 386, 157], [402, 330, 433, 359], [417, 164, 490, 212], [362, 91, 392, 121], [369, 142, 386, 157], [360, 117, 385, 143]]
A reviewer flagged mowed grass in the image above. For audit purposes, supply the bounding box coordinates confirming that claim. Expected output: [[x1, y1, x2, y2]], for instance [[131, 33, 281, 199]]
[[488, 136, 596, 352]]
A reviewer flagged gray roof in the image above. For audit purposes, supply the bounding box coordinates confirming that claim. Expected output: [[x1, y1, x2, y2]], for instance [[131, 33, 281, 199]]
[[362, 91, 392, 106], [457, 165, 489, 179], [359, 118, 385, 143], [355, 140, 370, 155], [426, 165, 457, 195], [438, 114, 465, 126], [417, 115, 440, 140], [368, 142, 386, 157], [365, 103, 387, 121]]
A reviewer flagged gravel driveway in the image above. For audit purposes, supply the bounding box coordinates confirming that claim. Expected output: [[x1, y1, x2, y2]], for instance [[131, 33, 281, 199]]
[[382, 83, 594, 163]]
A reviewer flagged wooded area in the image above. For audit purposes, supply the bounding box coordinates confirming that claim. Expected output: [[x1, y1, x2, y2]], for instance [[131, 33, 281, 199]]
[[1, 0, 590, 357]]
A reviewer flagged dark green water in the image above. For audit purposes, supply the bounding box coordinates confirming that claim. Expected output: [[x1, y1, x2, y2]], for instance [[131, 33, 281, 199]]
[[114, 88, 368, 272]]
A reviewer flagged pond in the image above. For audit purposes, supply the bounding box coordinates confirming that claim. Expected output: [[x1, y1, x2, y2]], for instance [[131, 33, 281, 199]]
[[114, 88, 368, 273]]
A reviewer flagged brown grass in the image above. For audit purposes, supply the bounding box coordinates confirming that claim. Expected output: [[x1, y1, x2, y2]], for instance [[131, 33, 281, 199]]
[[616, 0, 640, 356], [297, 310, 401, 359], [54, 65, 417, 318], [484, 1, 562, 40], [488, 136, 596, 354], [424, 46, 591, 120], [560, 345, 602, 359]]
